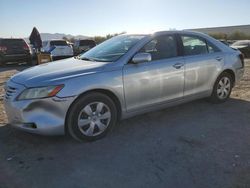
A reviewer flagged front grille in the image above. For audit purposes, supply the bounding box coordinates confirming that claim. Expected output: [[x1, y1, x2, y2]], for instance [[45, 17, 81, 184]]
[[4, 85, 18, 100]]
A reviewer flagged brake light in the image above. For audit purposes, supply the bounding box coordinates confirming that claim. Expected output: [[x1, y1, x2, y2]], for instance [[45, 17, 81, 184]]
[[0, 46, 7, 52], [239, 53, 245, 68], [23, 44, 29, 51]]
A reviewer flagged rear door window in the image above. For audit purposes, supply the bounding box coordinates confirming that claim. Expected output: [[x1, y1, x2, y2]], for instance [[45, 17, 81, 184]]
[[207, 42, 220, 53], [181, 36, 208, 56]]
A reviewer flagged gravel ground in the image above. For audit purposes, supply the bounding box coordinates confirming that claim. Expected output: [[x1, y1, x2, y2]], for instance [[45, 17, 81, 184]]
[[0, 60, 249, 188]]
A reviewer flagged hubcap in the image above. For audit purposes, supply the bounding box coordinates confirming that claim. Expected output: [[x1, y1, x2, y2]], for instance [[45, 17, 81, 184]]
[[77, 102, 111, 136], [217, 77, 231, 99]]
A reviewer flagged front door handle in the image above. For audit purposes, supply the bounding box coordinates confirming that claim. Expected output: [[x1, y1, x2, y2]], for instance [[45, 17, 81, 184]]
[[173, 63, 184, 69], [215, 57, 223, 61]]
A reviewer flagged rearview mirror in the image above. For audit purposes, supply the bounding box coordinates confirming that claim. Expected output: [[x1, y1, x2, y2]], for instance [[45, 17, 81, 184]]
[[132, 53, 151, 64]]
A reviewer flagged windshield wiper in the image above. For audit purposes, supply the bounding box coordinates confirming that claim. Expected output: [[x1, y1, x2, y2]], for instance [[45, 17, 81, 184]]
[[80, 57, 96, 61]]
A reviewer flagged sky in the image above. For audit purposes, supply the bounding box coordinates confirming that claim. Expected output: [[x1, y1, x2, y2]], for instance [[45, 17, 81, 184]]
[[1, 0, 250, 38]]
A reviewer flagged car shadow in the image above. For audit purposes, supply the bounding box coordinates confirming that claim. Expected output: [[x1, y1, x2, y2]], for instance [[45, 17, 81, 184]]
[[0, 97, 249, 145]]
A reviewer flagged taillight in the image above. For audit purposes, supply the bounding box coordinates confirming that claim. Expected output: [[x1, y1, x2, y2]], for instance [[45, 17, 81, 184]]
[[239, 53, 245, 68], [0, 46, 7, 52], [23, 44, 29, 51]]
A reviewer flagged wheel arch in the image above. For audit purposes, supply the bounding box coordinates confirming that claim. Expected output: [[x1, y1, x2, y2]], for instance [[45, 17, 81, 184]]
[[65, 88, 122, 134], [221, 69, 236, 86]]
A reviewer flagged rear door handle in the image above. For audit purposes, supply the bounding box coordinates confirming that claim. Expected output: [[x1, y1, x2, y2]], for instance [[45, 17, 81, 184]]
[[215, 57, 223, 61], [173, 63, 184, 69]]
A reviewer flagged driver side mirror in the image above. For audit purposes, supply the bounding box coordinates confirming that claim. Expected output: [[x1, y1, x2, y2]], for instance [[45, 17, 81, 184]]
[[132, 53, 152, 64]]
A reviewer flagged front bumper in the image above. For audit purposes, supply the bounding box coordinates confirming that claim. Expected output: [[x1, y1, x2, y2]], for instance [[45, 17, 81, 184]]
[[3, 80, 76, 135]]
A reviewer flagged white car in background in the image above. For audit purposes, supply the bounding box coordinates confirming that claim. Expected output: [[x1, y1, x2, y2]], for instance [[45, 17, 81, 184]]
[[41, 39, 74, 60]]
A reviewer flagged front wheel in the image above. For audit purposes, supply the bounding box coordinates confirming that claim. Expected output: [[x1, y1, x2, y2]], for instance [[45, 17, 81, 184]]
[[208, 72, 233, 103], [66, 92, 118, 141]]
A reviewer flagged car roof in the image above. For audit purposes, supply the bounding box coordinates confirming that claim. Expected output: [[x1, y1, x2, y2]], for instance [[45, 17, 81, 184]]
[[153, 30, 210, 36], [125, 30, 210, 37], [0, 38, 24, 40], [43, 39, 67, 42]]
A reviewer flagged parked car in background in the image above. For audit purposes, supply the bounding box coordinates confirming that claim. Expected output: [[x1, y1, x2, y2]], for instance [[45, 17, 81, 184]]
[[0, 38, 32, 66], [41, 39, 74, 60], [4, 31, 244, 141], [231, 40, 250, 58], [73, 39, 96, 55]]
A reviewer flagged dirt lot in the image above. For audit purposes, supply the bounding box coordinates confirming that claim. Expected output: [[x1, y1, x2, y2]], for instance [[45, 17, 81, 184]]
[[0, 60, 250, 188]]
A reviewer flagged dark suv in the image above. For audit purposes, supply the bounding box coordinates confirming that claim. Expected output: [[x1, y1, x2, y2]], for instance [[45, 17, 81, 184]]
[[73, 39, 96, 55], [0, 38, 32, 66]]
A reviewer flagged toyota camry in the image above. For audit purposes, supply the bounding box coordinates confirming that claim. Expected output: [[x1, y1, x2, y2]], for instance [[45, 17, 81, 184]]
[[3, 31, 244, 141]]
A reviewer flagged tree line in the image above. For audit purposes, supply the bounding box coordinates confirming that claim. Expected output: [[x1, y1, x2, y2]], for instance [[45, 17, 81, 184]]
[[62, 30, 250, 44], [209, 31, 250, 40], [62, 32, 126, 44]]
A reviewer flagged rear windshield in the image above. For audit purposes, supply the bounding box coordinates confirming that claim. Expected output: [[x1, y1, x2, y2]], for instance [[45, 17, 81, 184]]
[[80, 40, 96, 46], [50, 40, 67, 46], [0, 39, 26, 46]]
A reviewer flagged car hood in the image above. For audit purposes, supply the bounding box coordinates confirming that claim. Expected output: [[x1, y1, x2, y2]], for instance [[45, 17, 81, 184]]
[[11, 57, 112, 87]]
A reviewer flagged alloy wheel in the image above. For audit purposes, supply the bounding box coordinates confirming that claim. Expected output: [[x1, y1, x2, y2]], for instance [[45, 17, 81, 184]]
[[77, 102, 111, 137], [216, 77, 231, 99]]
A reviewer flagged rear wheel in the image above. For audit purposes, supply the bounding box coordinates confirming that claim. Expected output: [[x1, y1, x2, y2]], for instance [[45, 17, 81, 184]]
[[208, 72, 233, 103], [67, 92, 117, 141]]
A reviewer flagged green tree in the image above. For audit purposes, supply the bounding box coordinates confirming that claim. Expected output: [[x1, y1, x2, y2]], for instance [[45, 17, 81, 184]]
[[209, 33, 228, 40], [62, 36, 68, 41], [209, 31, 250, 40], [94, 32, 126, 44], [93, 36, 106, 44], [228, 31, 248, 40]]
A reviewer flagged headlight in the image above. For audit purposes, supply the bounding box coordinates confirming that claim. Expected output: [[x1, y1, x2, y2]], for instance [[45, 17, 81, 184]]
[[17, 85, 64, 100]]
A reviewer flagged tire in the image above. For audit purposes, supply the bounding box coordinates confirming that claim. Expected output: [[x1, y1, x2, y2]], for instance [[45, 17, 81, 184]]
[[66, 92, 118, 142], [208, 72, 233, 104]]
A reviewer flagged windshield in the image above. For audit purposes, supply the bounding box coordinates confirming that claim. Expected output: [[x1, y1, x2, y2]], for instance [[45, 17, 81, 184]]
[[1, 39, 26, 47], [79, 35, 145, 62], [232, 41, 250, 46]]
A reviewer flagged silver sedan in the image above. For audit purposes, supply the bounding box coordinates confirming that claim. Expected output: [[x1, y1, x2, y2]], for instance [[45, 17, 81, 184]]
[[3, 31, 244, 141]]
